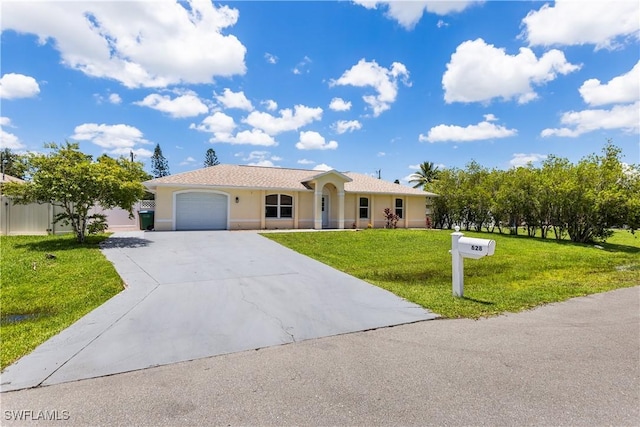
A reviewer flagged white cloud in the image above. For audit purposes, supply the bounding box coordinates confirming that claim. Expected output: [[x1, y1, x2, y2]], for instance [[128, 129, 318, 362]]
[[0, 117, 24, 150], [295, 131, 338, 151], [115, 147, 153, 158], [521, 0, 640, 51], [331, 59, 410, 116], [421, 115, 517, 142], [264, 53, 278, 64], [293, 56, 312, 75], [191, 112, 277, 146], [437, 19, 449, 28], [509, 153, 548, 167], [243, 150, 280, 167], [0, 73, 40, 99], [579, 61, 640, 106], [0, 1, 246, 88], [261, 99, 278, 111], [333, 120, 363, 134], [190, 111, 236, 134], [443, 38, 580, 104], [329, 97, 352, 111], [212, 129, 277, 146], [541, 102, 640, 138], [313, 163, 333, 171], [352, 1, 481, 30], [71, 123, 153, 157], [297, 159, 315, 165], [179, 156, 197, 166], [108, 93, 122, 104], [134, 92, 208, 118], [214, 88, 254, 111], [377, 152, 386, 157], [244, 105, 323, 135]]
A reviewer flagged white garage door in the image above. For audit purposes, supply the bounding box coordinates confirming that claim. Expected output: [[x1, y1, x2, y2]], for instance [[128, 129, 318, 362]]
[[176, 192, 228, 230]]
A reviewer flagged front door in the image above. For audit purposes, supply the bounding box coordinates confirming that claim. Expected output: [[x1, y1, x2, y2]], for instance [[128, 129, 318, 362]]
[[321, 196, 329, 228]]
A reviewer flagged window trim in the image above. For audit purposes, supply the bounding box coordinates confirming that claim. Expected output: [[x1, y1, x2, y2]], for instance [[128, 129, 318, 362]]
[[265, 194, 293, 219], [395, 198, 404, 219], [359, 197, 369, 219]]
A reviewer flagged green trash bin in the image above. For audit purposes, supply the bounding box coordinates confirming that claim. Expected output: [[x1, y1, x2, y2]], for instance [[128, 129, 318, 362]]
[[139, 210, 155, 231]]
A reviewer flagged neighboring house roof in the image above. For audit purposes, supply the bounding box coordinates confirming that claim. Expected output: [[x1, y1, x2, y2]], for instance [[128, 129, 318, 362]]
[[144, 164, 437, 197], [1, 174, 25, 184]]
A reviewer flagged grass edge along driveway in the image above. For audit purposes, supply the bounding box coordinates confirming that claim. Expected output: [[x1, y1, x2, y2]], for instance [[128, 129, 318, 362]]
[[263, 229, 640, 319], [1, 234, 123, 370]]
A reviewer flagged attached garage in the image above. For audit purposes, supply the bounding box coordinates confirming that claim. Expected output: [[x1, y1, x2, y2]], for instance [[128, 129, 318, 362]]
[[175, 192, 228, 230]]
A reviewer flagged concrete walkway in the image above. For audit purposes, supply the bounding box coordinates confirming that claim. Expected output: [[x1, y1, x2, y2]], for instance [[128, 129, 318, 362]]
[[1, 231, 436, 392], [1, 287, 637, 425]]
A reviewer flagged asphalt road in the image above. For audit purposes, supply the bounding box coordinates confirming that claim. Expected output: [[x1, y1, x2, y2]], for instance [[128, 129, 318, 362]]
[[2, 287, 638, 426]]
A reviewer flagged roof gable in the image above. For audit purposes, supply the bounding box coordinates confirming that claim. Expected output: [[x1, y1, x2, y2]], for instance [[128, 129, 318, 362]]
[[301, 169, 352, 185]]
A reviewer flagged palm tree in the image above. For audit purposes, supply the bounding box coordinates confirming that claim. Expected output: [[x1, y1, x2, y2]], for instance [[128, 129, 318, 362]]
[[408, 161, 440, 189]]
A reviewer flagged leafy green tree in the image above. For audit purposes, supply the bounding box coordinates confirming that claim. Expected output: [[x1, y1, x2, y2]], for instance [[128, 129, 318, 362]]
[[2, 142, 147, 243], [204, 148, 220, 167], [409, 161, 440, 189], [1, 148, 27, 180], [427, 168, 459, 229], [150, 143, 170, 178]]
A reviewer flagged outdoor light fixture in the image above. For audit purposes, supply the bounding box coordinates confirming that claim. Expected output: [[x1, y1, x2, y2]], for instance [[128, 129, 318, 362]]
[[235, 197, 239, 203]]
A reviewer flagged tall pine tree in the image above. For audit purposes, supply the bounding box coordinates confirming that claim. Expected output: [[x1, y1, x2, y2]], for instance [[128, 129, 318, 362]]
[[1, 148, 28, 180], [204, 148, 220, 167], [150, 144, 170, 178]]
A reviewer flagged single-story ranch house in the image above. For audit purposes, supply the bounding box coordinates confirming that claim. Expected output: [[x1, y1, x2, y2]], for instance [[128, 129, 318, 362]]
[[143, 164, 438, 231]]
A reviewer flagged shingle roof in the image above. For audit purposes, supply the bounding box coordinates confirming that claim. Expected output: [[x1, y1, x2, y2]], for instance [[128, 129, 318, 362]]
[[144, 164, 436, 196], [1, 174, 25, 184]]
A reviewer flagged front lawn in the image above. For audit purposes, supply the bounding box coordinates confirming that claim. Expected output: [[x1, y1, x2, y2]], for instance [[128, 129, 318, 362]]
[[263, 229, 640, 318], [0, 234, 123, 370]]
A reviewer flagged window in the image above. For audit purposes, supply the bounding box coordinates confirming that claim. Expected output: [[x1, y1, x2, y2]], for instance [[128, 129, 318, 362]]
[[395, 198, 403, 219], [359, 197, 369, 219], [265, 194, 293, 218]]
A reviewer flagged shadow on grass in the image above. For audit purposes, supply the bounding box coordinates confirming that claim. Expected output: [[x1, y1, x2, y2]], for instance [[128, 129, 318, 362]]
[[13, 235, 109, 252], [12, 235, 152, 252], [461, 296, 495, 305], [455, 229, 640, 254], [0, 310, 56, 326]]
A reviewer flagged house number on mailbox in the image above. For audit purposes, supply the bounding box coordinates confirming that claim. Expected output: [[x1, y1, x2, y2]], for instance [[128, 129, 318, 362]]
[[471, 245, 483, 251]]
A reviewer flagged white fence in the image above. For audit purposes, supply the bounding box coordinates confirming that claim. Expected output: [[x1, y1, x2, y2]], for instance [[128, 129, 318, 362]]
[[0, 198, 155, 236]]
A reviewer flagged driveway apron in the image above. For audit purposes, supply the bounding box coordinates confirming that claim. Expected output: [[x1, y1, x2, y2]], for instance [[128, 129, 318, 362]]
[[1, 231, 436, 391]]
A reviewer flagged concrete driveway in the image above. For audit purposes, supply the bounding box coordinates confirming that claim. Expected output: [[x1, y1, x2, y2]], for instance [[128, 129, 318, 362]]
[[1, 231, 436, 391]]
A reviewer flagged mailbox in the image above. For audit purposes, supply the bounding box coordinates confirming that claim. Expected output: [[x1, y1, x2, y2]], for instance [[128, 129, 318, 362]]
[[450, 227, 497, 297], [457, 236, 496, 259]]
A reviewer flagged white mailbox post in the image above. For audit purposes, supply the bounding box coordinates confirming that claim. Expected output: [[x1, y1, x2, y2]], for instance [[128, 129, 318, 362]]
[[450, 226, 496, 297]]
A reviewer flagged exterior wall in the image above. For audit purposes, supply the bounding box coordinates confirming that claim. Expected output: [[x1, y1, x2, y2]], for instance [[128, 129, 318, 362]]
[[229, 189, 262, 230], [152, 185, 429, 231], [296, 192, 315, 229], [367, 194, 427, 229], [153, 186, 178, 231]]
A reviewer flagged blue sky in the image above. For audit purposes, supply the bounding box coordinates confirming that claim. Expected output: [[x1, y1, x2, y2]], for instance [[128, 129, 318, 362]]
[[1, 0, 639, 184]]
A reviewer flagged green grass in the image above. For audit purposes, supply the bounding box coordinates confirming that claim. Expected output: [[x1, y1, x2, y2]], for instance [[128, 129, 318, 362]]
[[263, 229, 640, 319], [0, 234, 124, 369]]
